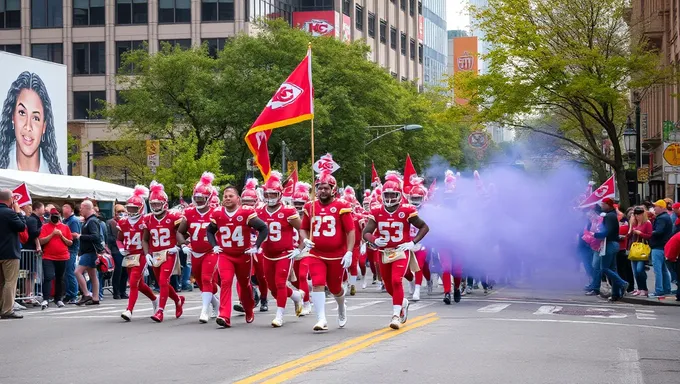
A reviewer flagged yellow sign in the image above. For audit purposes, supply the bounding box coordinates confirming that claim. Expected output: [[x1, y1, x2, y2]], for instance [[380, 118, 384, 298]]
[[146, 140, 160, 156], [287, 161, 298, 174], [663, 143, 680, 166], [637, 168, 649, 183]]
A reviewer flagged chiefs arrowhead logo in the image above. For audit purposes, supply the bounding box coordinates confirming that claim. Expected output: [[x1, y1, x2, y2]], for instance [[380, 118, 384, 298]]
[[13, 193, 22, 201], [594, 186, 608, 198], [267, 83, 303, 110], [255, 131, 267, 148], [303, 19, 334, 37]]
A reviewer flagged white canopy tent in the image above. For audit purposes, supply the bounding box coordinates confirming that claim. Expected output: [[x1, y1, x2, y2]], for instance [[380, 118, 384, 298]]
[[0, 169, 134, 202]]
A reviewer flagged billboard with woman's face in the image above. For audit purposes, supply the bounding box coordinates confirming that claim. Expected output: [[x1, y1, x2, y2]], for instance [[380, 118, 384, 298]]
[[0, 52, 67, 174]]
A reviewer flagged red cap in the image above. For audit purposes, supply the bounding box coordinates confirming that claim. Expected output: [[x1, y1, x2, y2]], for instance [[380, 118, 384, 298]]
[[672, 203, 680, 210], [49, 208, 59, 215], [602, 198, 614, 206]]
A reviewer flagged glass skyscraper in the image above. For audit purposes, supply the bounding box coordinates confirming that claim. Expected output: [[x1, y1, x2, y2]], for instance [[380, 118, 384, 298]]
[[422, 0, 447, 88]]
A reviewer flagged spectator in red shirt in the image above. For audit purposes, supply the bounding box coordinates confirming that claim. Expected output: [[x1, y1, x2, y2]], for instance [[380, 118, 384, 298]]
[[38, 207, 73, 309]]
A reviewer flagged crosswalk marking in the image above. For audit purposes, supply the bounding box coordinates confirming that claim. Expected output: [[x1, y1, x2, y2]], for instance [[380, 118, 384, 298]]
[[477, 303, 511, 313], [346, 300, 384, 311], [533, 305, 562, 315], [408, 302, 434, 312]]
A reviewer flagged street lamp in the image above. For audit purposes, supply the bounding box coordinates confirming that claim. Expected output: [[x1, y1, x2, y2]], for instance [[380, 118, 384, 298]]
[[362, 124, 423, 190], [623, 116, 636, 155]]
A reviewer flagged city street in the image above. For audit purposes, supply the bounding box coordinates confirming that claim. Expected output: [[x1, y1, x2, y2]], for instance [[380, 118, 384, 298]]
[[1, 281, 678, 384]]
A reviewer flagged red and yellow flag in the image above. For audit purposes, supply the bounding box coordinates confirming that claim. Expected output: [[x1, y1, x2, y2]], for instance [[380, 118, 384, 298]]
[[245, 48, 314, 180], [403, 154, 417, 191]]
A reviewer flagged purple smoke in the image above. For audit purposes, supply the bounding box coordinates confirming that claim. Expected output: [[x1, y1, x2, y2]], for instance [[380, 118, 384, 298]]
[[419, 156, 590, 292]]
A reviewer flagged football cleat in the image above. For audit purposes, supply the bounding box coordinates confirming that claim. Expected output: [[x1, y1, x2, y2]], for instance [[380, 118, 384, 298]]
[[216, 316, 231, 328], [175, 296, 185, 318], [151, 310, 164, 323], [271, 316, 284, 328], [389, 315, 401, 330], [199, 309, 210, 324], [121, 310, 132, 322], [313, 319, 328, 331], [337, 302, 347, 328]]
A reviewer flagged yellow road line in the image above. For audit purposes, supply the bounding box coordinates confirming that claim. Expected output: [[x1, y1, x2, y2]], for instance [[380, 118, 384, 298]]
[[261, 316, 440, 384], [233, 312, 437, 384]]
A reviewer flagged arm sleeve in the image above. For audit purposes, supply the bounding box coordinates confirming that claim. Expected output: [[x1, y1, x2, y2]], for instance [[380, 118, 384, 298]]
[[340, 212, 354, 234], [9, 212, 26, 233], [593, 217, 612, 239], [26, 216, 40, 237], [651, 217, 668, 240], [300, 207, 310, 231], [250, 218, 269, 248], [206, 223, 218, 248], [79, 220, 101, 242]]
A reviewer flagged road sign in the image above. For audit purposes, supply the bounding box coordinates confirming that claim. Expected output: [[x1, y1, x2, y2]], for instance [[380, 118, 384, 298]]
[[467, 131, 488, 149], [637, 168, 649, 182], [146, 140, 160, 168], [663, 142, 680, 166]]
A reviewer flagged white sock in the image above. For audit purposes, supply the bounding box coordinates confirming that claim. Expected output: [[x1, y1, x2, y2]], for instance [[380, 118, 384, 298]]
[[290, 290, 302, 303], [414, 285, 421, 294], [392, 305, 401, 317], [335, 292, 345, 307], [211, 294, 219, 309], [201, 292, 212, 312], [311, 292, 326, 322], [349, 275, 357, 286], [276, 307, 284, 318]]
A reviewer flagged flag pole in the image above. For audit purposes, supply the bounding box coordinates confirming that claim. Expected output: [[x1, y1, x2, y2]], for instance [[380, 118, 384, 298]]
[[308, 42, 316, 242]]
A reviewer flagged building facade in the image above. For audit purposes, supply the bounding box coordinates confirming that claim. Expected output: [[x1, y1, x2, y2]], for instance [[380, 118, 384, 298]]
[[0, 0, 423, 178], [421, 0, 445, 88], [628, 0, 680, 201]]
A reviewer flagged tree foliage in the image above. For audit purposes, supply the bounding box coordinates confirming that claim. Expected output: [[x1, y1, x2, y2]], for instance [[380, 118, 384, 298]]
[[103, 19, 467, 188], [455, 0, 678, 207]]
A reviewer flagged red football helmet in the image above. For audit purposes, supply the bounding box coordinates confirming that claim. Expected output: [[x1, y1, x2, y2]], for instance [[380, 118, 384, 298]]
[[241, 178, 259, 207], [315, 170, 337, 192], [292, 182, 311, 215], [263, 171, 283, 207], [343, 186, 358, 206], [193, 171, 215, 210], [148, 181, 168, 214], [209, 186, 220, 209], [382, 171, 403, 208], [126, 185, 148, 219], [408, 177, 427, 208]]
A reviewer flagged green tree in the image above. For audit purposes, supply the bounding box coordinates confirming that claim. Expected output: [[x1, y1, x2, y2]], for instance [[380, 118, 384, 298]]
[[104, 19, 467, 187], [456, 0, 678, 207]]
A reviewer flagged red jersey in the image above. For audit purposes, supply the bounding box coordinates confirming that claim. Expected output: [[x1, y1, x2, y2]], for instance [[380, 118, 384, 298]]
[[301, 199, 354, 260], [368, 204, 418, 249], [144, 211, 184, 253], [210, 205, 257, 256], [352, 212, 362, 250], [183, 206, 213, 254], [256, 205, 299, 260], [117, 217, 145, 255]]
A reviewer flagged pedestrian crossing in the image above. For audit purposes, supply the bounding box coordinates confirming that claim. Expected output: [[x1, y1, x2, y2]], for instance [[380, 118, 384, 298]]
[[19, 298, 659, 322]]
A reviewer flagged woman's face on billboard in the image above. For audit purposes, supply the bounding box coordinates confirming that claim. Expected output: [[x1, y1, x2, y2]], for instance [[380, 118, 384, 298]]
[[13, 89, 46, 158]]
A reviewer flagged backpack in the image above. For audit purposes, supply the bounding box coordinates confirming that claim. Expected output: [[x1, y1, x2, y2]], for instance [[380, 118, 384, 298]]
[[97, 252, 115, 273]]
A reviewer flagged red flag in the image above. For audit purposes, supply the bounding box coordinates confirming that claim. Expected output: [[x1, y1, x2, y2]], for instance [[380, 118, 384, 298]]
[[12, 183, 31, 207], [428, 179, 436, 199], [371, 162, 380, 187], [282, 168, 298, 198], [403, 154, 417, 191], [578, 175, 616, 208], [245, 47, 314, 181]]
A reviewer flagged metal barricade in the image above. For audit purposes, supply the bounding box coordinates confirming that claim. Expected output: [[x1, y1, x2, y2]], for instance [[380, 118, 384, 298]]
[[15, 249, 43, 302]]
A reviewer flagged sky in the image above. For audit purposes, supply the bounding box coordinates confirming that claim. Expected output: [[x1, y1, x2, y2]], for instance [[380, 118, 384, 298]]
[[447, 0, 470, 31]]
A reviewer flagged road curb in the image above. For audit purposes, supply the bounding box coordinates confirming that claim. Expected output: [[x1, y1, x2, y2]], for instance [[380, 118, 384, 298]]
[[620, 296, 680, 307]]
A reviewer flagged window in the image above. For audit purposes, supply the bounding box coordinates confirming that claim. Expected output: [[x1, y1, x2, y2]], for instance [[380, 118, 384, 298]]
[[73, 0, 104, 26], [0, 0, 21, 29], [73, 42, 105, 75], [390, 71, 397, 79], [342, 0, 350, 16], [409, 0, 414, 16], [355, 5, 362, 31], [409, 38, 415, 60], [400, 0, 405, 11], [418, 43, 423, 63], [367, 13, 375, 38], [390, 26, 396, 49], [418, 1, 422, 14], [116, 40, 145, 73], [32, 0, 63, 28], [159, 39, 191, 50], [202, 38, 229, 58], [117, 0, 148, 25], [0, 44, 20, 54], [32, 43, 63, 63], [159, 0, 190, 23], [400, 32, 406, 55], [202, 0, 234, 22], [74, 91, 106, 119], [401, 76, 407, 82], [379, 19, 386, 43]]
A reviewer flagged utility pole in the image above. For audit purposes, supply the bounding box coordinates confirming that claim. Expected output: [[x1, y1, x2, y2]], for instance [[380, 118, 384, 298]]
[[282, 141, 287, 175], [634, 93, 641, 204]]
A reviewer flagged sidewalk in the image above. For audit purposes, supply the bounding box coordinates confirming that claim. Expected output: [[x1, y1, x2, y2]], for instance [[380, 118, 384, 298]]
[[620, 268, 680, 307]]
